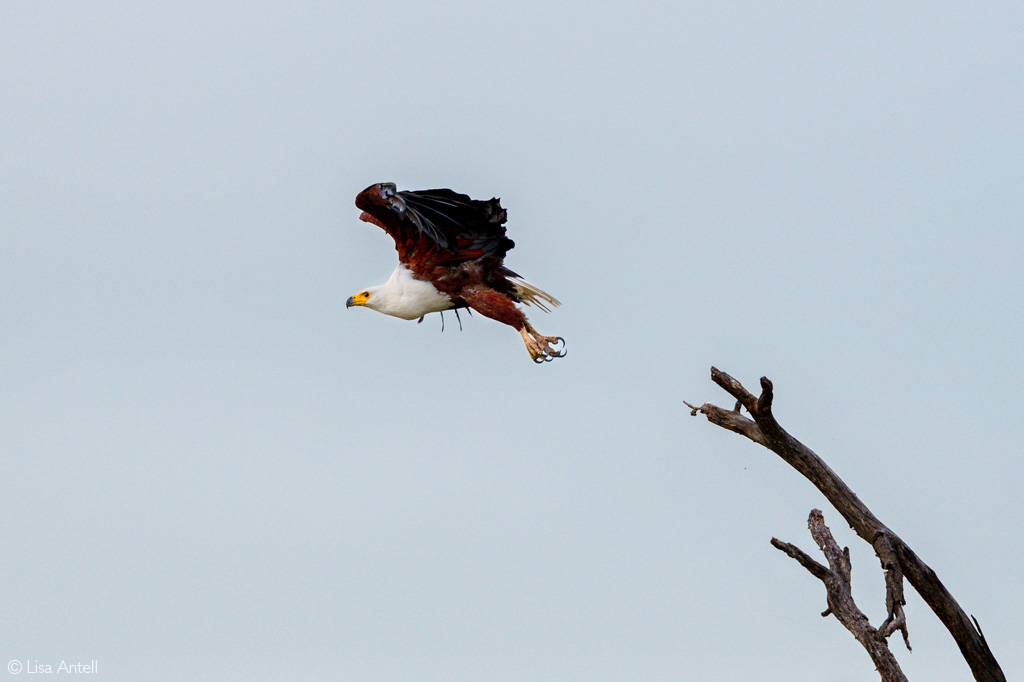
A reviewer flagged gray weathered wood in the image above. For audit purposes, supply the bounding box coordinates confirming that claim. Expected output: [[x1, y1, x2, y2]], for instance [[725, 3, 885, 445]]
[[686, 368, 1004, 682], [772, 510, 908, 682]]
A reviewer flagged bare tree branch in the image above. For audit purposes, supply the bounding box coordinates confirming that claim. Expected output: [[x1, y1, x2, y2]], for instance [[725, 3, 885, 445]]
[[689, 368, 1004, 682], [773, 510, 908, 682], [874, 532, 912, 651], [684, 400, 766, 446]]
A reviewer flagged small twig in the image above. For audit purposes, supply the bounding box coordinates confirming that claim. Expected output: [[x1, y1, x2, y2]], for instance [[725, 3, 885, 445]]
[[710, 366, 758, 413], [684, 401, 767, 447], [756, 376, 774, 415], [770, 538, 831, 582]]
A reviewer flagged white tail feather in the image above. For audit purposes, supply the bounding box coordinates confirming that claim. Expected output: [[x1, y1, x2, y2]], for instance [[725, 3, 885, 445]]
[[510, 277, 561, 313]]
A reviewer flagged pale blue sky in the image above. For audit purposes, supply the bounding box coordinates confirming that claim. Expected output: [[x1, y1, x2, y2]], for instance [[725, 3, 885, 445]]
[[2, 2, 1022, 680]]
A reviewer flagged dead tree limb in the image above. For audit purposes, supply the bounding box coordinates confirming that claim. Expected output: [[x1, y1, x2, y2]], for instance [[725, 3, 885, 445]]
[[772, 510, 908, 682], [685, 368, 1004, 682]]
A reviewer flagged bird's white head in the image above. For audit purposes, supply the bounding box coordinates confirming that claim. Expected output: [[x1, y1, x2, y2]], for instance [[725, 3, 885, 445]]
[[345, 285, 384, 312]]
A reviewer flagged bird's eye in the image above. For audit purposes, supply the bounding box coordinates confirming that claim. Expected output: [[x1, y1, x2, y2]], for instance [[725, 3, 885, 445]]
[[361, 291, 370, 297]]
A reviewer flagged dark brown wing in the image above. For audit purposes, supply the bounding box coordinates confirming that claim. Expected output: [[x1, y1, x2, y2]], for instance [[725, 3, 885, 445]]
[[355, 183, 514, 266]]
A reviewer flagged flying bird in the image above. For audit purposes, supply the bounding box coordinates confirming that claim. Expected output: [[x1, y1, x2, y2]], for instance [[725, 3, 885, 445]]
[[346, 183, 565, 363]]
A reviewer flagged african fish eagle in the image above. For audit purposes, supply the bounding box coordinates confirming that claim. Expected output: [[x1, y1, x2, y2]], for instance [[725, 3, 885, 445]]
[[346, 183, 565, 363]]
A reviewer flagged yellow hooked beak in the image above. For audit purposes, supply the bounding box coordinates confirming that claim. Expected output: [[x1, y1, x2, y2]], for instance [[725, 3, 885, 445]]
[[346, 291, 370, 308]]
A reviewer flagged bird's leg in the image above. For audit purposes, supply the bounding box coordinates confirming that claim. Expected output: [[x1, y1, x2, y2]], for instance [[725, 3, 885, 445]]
[[520, 323, 566, 363]]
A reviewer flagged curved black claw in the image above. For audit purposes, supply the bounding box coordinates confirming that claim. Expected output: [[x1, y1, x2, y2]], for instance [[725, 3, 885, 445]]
[[531, 338, 567, 363]]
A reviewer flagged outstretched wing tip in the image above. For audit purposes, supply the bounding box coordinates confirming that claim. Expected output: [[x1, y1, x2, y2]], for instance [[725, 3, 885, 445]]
[[356, 182, 514, 262]]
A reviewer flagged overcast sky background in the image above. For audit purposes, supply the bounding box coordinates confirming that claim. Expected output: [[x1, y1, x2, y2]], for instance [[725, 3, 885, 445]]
[[2, 2, 1022, 680]]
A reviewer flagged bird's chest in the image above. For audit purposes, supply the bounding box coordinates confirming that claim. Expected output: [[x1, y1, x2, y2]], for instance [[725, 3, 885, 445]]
[[385, 274, 454, 319]]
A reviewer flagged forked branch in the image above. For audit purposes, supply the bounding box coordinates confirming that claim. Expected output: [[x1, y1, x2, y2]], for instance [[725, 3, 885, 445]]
[[688, 368, 1003, 682], [772, 510, 907, 682]]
